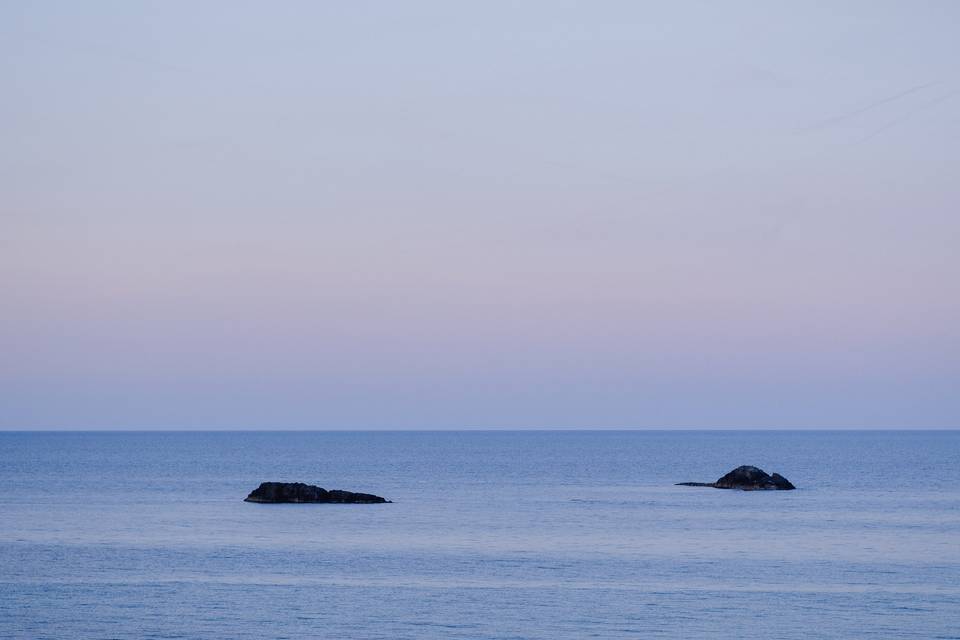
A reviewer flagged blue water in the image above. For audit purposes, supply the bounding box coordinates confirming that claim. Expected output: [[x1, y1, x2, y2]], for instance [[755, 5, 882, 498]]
[[2, 430, 959, 639]]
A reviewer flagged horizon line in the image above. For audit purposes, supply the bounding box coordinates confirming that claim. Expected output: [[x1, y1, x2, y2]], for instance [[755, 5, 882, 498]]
[[1, 427, 957, 433]]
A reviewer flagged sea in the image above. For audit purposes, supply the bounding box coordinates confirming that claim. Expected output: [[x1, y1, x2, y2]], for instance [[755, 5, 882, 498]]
[[1, 430, 958, 639]]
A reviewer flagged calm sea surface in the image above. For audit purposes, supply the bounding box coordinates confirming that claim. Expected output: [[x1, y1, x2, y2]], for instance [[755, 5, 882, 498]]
[[2, 430, 958, 639]]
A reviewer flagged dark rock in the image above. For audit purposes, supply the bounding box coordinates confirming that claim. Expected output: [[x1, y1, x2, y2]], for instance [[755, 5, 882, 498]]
[[244, 482, 391, 503], [676, 465, 795, 491], [769, 473, 796, 490]]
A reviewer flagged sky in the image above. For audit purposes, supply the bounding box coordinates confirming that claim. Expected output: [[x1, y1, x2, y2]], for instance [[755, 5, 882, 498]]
[[2, 1, 958, 429]]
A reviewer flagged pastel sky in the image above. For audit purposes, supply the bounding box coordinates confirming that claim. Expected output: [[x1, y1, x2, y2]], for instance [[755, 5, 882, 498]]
[[2, 1, 958, 429]]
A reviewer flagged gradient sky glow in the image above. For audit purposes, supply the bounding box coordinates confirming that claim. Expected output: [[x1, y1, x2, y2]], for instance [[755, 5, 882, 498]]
[[2, 1, 958, 429]]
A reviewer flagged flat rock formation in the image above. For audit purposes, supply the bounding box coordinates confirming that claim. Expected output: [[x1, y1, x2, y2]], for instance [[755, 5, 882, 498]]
[[676, 465, 795, 491], [244, 482, 391, 503]]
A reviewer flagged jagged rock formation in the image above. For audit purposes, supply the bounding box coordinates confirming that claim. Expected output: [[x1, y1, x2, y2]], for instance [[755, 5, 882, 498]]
[[676, 465, 795, 490], [244, 482, 391, 503]]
